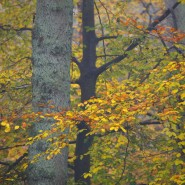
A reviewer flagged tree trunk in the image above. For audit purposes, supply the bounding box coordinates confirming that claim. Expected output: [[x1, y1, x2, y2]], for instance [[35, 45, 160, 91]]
[[165, 0, 185, 31], [28, 1, 73, 185], [74, 0, 97, 184]]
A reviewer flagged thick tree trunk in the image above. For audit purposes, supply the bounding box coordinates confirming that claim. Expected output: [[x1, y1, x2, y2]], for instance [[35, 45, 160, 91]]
[[28, 1, 73, 185], [74, 0, 97, 184]]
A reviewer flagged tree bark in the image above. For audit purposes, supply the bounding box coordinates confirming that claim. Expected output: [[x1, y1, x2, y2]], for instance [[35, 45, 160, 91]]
[[28, 1, 73, 185], [74, 0, 97, 184]]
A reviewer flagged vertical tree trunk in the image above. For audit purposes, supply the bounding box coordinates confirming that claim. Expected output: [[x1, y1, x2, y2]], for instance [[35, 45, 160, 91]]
[[28, 1, 73, 185], [74, 0, 97, 184]]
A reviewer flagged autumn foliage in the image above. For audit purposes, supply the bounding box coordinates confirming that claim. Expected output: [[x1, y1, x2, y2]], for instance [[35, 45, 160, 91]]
[[0, 0, 185, 185]]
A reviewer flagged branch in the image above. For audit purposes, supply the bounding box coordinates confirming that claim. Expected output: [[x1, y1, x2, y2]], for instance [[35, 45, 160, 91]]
[[0, 161, 10, 166], [97, 35, 118, 42], [5, 56, 32, 70], [71, 57, 81, 68], [97, 54, 121, 58], [139, 120, 161, 125], [0, 25, 32, 32], [70, 80, 80, 85], [96, 2, 180, 75], [69, 140, 76, 144], [98, 0, 111, 25], [0, 144, 25, 151], [140, 59, 162, 83], [3, 153, 28, 176], [147, 2, 180, 31]]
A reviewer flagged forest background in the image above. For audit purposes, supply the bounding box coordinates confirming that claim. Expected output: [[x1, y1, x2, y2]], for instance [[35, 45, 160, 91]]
[[0, 0, 185, 185]]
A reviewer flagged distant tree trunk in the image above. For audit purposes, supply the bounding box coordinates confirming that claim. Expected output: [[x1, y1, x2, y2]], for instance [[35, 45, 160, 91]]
[[28, 0, 73, 185], [74, 0, 97, 184], [165, 0, 185, 49], [165, 0, 185, 31]]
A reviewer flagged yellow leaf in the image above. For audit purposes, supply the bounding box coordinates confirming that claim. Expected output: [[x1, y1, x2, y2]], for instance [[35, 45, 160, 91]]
[[91, 166, 101, 173], [178, 141, 185, 146], [42, 132, 49, 138], [27, 137, 33, 142], [180, 92, 185, 99], [120, 126, 126, 133], [178, 133, 185, 140], [172, 89, 178, 94], [176, 153, 181, 157], [5, 126, 11, 133], [101, 129, 105, 133], [22, 163, 28, 170], [1, 120, 8, 126], [110, 127, 119, 131], [14, 126, 20, 130], [175, 159, 184, 165], [46, 155, 52, 160], [83, 173, 92, 179], [66, 112, 73, 117], [68, 156, 76, 163]]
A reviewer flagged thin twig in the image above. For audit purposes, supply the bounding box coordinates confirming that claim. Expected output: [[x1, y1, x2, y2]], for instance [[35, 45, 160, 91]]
[[94, 2, 107, 61]]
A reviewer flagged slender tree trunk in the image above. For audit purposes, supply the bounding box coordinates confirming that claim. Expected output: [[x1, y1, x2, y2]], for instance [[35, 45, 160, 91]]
[[28, 1, 73, 185], [74, 0, 97, 184]]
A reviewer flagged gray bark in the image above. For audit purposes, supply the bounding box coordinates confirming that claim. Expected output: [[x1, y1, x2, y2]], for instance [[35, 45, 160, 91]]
[[28, 0, 73, 185]]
